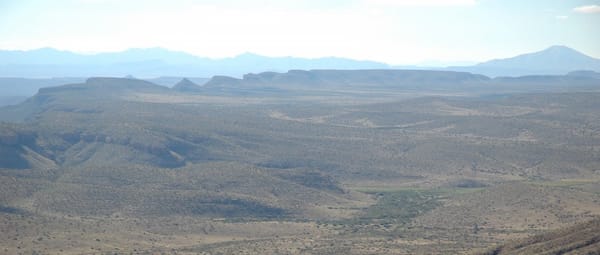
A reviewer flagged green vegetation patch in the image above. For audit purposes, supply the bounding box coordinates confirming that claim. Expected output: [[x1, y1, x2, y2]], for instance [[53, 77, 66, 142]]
[[360, 190, 442, 224]]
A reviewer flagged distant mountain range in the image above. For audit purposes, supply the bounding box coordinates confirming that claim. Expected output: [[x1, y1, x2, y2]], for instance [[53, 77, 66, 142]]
[[0, 48, 387, 78], [1, 46, 599, 78], [1, 45, 600, 83]]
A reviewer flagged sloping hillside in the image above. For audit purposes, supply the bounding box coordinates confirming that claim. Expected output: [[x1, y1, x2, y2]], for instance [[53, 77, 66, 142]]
[[479, 218, 600, 255]]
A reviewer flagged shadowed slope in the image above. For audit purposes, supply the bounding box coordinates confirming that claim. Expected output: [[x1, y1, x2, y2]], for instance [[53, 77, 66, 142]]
[[479, 218, 600, 255]]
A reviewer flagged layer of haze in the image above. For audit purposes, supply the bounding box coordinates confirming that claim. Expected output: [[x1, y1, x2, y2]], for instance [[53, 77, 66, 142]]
[[1, 0, 599, 65]]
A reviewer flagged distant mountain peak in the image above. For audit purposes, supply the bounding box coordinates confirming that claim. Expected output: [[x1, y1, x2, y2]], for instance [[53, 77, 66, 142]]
[[172, 78, 202, 92], [174, 78, 197, 86], [544, 45, 576, 52], [465, 45, 600, 76], [534, 45, 590, 58]]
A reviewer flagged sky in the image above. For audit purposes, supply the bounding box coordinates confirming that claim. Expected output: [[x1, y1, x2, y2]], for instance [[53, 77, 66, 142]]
[[0, 0, 599, 65]]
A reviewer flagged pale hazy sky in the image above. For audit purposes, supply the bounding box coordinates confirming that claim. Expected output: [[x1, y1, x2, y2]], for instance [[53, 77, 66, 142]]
[[1, 0, 599, 64]]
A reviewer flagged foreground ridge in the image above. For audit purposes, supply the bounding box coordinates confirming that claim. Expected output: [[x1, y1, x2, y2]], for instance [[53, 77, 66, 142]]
[[479, 218, 600, 255]]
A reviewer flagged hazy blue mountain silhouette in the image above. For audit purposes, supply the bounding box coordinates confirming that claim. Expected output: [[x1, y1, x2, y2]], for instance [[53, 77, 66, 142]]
[[0, 48, 389, 78], [448, 46, 600, 77], [2, 46, 599, 78]]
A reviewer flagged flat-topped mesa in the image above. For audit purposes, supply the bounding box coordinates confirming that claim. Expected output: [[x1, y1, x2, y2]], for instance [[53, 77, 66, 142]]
[[204, 69, 490, 89], [171, 78, 203, 92], [83, 77, 165, 90], [240, 70, 320, 86], [36, 77, 169, 95], [15, 77, 171, 114]]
